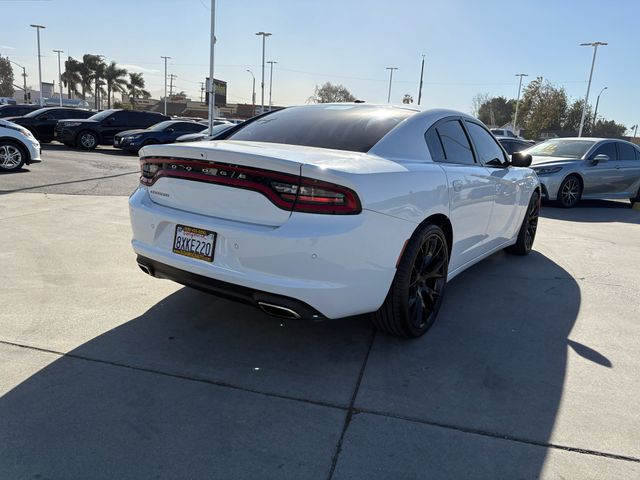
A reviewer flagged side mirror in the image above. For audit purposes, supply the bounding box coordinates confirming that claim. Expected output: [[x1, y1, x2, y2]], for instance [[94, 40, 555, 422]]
[[511, 152, 532, 167], [592, 154, 609, 164]]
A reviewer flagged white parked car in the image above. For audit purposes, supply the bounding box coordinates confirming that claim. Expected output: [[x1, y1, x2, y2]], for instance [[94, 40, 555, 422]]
[[129, 104, 540, 338], [0, 118, 41, 172]]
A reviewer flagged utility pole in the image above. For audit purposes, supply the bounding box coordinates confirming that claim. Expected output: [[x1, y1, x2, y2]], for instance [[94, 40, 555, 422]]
[[199, 81, 205, 103], [246, 69, 256, 107], [207, 0, 216, 135], [386, 67, 398, 103], [578, 41, 607, 137], [417, 54, 425, 105], [30, 24, 45, 106], [255, 31, 272, 114], [266, 60, 277, 111], [160, 56, 170, 116], [513, 73, 528, 134], [168, 74, 177, 97], [53, 49, 63, 106]]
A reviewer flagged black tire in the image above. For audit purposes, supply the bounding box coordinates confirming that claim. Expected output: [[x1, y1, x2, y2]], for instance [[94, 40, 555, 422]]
[[373, 224, 449, 338], [506, 190, 540, 256], [556, 174, 582, 208], [0, 140, 27, 172], [77, 130, 98, 150]]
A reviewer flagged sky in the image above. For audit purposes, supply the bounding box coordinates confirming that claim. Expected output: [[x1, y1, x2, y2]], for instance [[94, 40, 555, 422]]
[[1, 0, 638, 132]]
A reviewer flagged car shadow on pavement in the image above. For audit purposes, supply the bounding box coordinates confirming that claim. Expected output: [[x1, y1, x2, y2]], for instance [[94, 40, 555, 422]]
[[347, 250, 588, 479], [0, 251, 587, 478], [42, 142, 137, 156], [540, 200, 640, 224]]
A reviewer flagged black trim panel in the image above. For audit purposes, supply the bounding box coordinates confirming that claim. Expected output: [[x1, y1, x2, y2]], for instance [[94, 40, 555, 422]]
[[136, 255, 326, 320]]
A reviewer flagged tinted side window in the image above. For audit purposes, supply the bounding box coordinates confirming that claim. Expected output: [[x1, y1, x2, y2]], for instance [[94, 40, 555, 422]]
[[617, 142, 636, 161], [590, 142, 618, 160], [172, 122, 201, 132], [513, 141, 531, 153], [466, 121, 507, 166], [144, 113, 165, 126], [434, 120, 475, 164], [425, 128, 445, 161]]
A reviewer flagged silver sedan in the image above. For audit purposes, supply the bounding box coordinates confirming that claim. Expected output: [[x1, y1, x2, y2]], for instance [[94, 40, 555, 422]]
[[525, 138, 640, 207]]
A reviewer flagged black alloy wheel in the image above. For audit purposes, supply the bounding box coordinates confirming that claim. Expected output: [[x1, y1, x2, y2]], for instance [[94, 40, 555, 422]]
[[373, 224, 449, 338], [557, 175, 582, 208], [507, 190, 540, 255]]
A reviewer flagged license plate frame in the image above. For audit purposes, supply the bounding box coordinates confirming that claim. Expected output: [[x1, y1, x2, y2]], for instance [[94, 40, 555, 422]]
[[172, 224, 216, 262]]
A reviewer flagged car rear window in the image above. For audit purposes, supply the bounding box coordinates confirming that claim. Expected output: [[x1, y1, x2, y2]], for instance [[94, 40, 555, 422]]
[[226, 105, 415, 153]]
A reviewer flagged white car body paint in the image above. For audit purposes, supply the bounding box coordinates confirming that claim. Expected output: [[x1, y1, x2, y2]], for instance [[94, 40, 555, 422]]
[[129, 105, 539, 319]]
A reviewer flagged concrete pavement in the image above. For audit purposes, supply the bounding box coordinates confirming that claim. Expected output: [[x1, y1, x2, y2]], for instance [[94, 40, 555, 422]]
[[1, 149, 639, 478]]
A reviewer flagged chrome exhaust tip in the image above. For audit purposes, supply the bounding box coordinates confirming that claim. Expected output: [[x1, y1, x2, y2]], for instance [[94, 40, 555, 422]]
[[137, 263, 153, 276], [257, 302, 301, 320]]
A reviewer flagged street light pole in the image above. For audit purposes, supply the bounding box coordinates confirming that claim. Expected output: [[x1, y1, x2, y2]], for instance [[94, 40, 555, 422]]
[[53, 49, 63, 106], [160, 56, 171, 116], [207, 0, 216, 135], [255, 31, 272, 114], [592, 86, 607, 132], [30, 24, 46, 106], [578, 41, 607, 137], [266, 60, 277, 111], [386, 67, 398, 103], [417, 54, 425, 105], [246, 69, 255, 107], [513, 73, 528, 134]]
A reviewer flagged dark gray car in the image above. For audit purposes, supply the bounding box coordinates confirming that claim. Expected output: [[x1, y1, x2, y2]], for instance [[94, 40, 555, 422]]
[[526, 138, 640, 207]]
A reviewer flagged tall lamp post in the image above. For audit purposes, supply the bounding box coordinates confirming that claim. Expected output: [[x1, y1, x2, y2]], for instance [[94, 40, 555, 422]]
[[513, 73, 528, 133], [160, 56, 171, 116], [578, 41, 607, 137], [255, 31, 272, 114], [53, 49, 63, 106], [386, 67, 398, 103], [246, 69, 256, 107], [30, 24, 46, 106], [592, 86, 607, 132], [417, 54, 425, 105], [266, 60, 277, 111], [207, 0, 216, 135]]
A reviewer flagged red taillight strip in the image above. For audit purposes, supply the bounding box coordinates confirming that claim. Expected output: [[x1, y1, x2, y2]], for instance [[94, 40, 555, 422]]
[[140, 156, 362, 215]]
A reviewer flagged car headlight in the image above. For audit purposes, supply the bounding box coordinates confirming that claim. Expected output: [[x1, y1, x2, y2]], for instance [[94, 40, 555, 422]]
[[533, 166, 563, 176], [3, 122, 34, 139]]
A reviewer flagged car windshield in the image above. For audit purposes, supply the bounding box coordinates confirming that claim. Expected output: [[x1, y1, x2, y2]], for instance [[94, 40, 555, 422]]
[[148, 121, 181, 131], [24, 108, 52, 118], [526, 139, 596, 158], [226, 105, 416, 153], [89, 109, 118, 121]]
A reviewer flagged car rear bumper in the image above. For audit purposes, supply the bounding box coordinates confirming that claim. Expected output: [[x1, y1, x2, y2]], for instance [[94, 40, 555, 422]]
[[128, 187, 415, 319]]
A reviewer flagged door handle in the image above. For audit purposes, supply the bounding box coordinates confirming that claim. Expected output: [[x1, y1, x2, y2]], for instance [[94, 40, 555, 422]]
[[452, 180, 463, 192]]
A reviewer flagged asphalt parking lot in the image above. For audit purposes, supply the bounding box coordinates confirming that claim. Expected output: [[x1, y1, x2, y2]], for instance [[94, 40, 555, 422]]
[[1, 144, 639, 479]]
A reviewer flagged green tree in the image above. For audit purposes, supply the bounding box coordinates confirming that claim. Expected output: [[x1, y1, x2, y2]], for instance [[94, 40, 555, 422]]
[[78, 54, 95, 101], [104, 61, 128, 108], [61, 57, 81, 99], [563, 99, 592, 135], [518, 77, 568, 139], [82, 54, 106, 109], [309, 82, 356, 103], [593, 119, 626, 138], [0, 57, 15, 97], [127, 72, 150, 108], [477, 96, 516, 126]]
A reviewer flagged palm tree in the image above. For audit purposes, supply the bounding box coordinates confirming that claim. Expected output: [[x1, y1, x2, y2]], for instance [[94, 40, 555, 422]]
[[79, 54, 96, 101], [104, 62, 128, 109], [61, 57, 81, 99], [82, 54, 106, 109], [127, 72, 150, 108]]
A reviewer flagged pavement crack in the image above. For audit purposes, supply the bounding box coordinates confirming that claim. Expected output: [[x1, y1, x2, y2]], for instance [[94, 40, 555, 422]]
[[326, 327, 377, 480], [0, 170, 139, 195]]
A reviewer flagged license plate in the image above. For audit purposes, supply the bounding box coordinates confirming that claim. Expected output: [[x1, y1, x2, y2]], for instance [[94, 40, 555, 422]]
[[172, 225, 216, 262]]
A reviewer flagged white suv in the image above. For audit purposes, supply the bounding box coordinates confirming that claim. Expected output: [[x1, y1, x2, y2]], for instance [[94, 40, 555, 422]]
[[0, 118, 41, 172]]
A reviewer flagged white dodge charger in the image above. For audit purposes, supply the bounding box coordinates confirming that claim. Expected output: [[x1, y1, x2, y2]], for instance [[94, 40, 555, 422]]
[[129, 104, 540, 338]]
